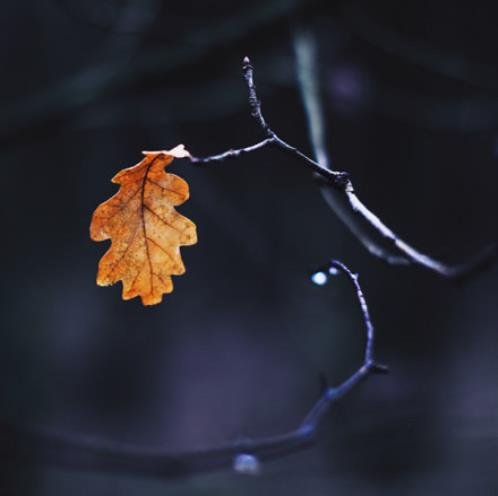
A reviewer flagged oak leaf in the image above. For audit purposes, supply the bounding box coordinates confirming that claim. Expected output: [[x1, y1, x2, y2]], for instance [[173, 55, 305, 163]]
[[90, 145, 197, 305]]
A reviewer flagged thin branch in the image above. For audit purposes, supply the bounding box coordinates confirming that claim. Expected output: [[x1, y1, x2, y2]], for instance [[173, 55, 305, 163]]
[[292, 30, 497, 279], [1, 262, 384, 477], [191, 58, 351, 188], [190, 138, 273, 164], [191, 54, 497, 280], [299, 260, 388, 432]]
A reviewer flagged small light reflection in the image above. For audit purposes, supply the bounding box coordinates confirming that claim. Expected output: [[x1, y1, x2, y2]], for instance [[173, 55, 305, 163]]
[[328, 266, 339, 276], [233, 453, 261, 475], [311, 271, 328, 286]]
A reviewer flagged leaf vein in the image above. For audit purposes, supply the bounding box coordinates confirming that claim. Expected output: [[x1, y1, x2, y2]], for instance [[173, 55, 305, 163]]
[[143, 204, 183, 233]]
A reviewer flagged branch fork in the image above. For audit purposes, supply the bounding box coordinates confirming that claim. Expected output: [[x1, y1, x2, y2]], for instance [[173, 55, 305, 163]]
[[191, 54, 496, 280]]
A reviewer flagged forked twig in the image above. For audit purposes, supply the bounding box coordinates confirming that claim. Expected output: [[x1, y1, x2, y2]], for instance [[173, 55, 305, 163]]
[[191, 57, 351, 189], [191, 54, 496, 280]]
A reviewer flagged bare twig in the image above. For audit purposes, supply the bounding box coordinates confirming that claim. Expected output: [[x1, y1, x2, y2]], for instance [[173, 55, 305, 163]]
[[191, 54, 497, 280], [292, 30, 497, 280], [190, 138, 273, 164], [1, 262, 384, 477], [299, 260, 388, 432], [191, 57, 351, 189]]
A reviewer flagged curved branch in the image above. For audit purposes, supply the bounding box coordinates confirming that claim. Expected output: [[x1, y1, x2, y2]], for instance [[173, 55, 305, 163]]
[[0, 261, 384, 477], [191, 54, 497, 280], [292, 29, 497, 279]]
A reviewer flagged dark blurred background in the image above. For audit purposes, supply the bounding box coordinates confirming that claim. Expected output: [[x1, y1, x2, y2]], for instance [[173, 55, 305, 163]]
[[0, 0, 497, 494]]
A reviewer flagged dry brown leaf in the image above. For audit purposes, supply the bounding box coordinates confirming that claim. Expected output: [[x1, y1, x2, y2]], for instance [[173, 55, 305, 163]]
[[90, 144, 197, 305]]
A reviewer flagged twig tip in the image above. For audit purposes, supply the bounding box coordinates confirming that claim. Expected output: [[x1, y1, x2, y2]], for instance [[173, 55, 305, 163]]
[[371, 362, 390, 374]]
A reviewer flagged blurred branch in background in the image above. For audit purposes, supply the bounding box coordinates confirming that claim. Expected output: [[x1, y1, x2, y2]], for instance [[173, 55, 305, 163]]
[[335, 2, 498, 131], [5, 1, 498, 146], [1, 0, 318, 145], [343, 1, 498, 92], [52, 0, 162, 38], [0, 261, 385, 477], [191, 53, 497, 280]]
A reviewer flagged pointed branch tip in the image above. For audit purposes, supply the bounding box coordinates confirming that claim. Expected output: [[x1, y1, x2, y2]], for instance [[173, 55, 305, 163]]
[[371, 363, 390, 374]]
